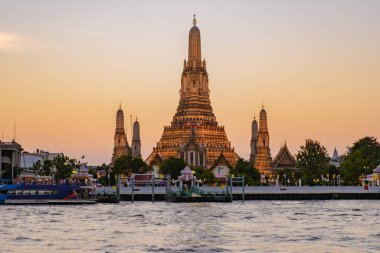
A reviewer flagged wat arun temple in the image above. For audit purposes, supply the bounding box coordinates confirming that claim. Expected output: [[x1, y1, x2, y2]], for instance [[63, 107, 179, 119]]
[[146, 16, 239, 168], [112, 16, 295, 175]]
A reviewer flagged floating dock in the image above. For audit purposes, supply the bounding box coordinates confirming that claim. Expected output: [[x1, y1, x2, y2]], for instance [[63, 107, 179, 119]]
[[96, 186, 380, 202]]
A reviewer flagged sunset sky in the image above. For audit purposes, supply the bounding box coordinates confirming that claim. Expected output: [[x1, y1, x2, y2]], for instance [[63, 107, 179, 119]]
[[1, 1, 379, 165]]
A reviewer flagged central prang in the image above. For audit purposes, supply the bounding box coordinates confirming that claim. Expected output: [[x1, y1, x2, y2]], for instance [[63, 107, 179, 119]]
[[147, 16, 239, 172]]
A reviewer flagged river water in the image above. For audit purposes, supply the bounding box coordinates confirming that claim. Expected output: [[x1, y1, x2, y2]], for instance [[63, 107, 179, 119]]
[[1, 200, 379, 253]]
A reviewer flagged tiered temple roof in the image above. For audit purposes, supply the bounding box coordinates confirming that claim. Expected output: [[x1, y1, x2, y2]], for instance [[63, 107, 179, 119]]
[[271, 142, 297, 171], [146, 16, 239, 168]]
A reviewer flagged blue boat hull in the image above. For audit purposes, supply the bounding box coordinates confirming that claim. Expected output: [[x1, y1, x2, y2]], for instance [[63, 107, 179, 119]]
[[0, 184, 82, 204]]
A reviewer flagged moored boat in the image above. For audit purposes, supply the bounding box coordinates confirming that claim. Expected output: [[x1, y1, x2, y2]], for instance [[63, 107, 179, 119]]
[[0, 183, 97, 205]]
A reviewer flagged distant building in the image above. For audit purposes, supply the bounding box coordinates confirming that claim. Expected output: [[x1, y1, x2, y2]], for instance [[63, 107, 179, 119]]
[[271, 142, 298, 172], [0, 140, 23, 178], [254, 106, 272, 174], [131, 118, 141, 158], [21, 149, 63, 169], [330, 148, 341, 167], [112, 105, 131, 164]]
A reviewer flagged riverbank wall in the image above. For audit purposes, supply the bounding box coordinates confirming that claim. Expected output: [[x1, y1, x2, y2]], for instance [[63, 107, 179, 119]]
[[96, 186, 380, 201]]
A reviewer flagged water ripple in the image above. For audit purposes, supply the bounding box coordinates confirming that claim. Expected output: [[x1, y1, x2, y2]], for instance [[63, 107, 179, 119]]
[[1, 200, 380, 252]]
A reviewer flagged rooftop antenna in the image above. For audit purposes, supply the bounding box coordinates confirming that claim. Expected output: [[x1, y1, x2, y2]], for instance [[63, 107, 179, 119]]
[[13, 123, 16, 141]]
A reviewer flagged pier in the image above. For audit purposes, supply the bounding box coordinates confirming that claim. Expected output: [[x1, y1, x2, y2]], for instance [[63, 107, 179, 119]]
[[96, 186, 380, 202]]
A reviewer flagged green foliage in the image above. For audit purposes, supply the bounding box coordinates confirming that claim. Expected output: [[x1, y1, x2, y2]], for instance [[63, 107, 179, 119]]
[[159, 157, 187, 179], [53, 155, 77, 181], [94, 163, 110, 185], [113, 155, 151, 176], [193, 167, 215, 185], [41, 159, 54, 176], [296, 139, 330, 186], [341, 137, 380, 185], [31, 160, 42, 174], [230, 158, 260, 186]]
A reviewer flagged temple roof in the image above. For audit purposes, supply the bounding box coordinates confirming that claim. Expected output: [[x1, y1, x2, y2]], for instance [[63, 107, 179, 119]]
[[332, 148, 340, 161], [210, 153, 231, 170], [373, 164, 380, 174], [150, 152, 163, 166], [272, 142, 296, 168], [178, 166, 194, 180]]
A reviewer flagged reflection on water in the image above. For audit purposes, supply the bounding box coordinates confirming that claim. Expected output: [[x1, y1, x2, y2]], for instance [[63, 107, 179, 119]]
[[1, 200, 380, 252]]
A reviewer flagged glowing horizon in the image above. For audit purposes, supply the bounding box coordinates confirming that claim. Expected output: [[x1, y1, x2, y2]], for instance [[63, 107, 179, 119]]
[[1, 1, 379, 165]]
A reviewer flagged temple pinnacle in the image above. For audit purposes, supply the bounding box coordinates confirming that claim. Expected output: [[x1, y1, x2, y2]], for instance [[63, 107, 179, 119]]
[[193, 14, 197, 26]]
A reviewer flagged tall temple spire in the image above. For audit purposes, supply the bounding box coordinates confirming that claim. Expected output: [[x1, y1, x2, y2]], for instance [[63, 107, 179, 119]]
[[132, 118, 141, 158], [112, 106, 131, 164], [116, 106, 125, 133], [188, 15, 201, 63], [255, 106, 272, 174], [259, 106, 268, 133], [146, 16, 239, 168], [250, 116, 259, 163]]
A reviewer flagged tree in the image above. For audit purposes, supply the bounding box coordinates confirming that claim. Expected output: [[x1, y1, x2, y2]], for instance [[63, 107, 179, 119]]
[[41, 159, 54, 176], [113, 155, 132, 176], [113, 155, 151, 177], [31, 160, 42, 175], [130, 157, 151, 174], [296, 139, 330, 186], [230, 159, 260, 186], [340, 137, 380, 185], [96, 163, 110, 186], [53, 155, 75, 181], [193, 167, 215, 185], [159, 157, 187, 179]]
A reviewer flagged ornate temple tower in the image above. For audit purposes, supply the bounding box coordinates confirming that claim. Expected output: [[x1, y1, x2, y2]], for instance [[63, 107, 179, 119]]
[[112, 105, 131, 163], [250, 116, 258, 163], [132, 118, 141, 158], [146, 15, 239, 168], [254, 106, 272, 174]]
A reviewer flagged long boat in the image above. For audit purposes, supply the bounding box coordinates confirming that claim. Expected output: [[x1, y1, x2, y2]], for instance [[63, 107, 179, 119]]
[[0, 184, 97, 205]]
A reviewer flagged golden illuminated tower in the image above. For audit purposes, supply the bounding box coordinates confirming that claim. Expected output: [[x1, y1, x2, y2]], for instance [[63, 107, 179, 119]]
[[112, 105, 131, 163], [254, 106, 272, 174], [146, 15, 239, 168]]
